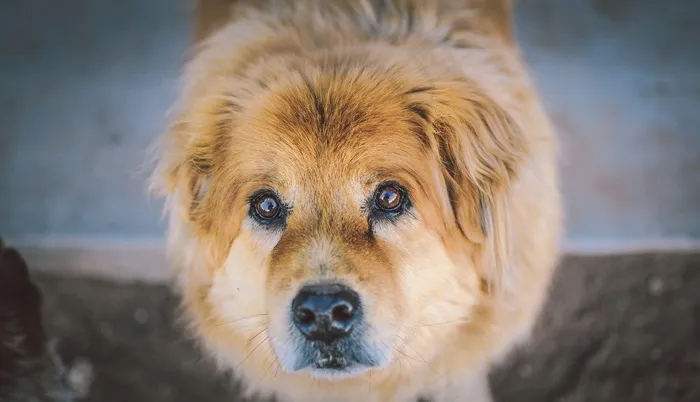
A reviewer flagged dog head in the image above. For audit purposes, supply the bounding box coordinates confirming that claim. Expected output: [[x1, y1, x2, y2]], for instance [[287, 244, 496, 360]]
[[153, 35, 527, 384]]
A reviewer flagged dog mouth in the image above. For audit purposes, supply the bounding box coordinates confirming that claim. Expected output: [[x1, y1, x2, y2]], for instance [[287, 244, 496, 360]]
[[293, 339, 378, 376], [308, 341, 349, 369], [311, 348, 351, 370]]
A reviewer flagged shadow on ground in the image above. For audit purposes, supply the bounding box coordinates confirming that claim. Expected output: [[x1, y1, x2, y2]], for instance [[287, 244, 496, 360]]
[[35, 253, 700, 402]]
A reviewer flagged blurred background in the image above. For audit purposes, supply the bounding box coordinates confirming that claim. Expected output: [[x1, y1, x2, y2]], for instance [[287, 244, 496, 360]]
[[0, 0, 698, 401], [1, 0, 699, 247]]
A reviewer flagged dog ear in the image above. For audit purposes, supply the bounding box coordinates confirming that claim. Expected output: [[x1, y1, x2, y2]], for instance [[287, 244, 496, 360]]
[[409, 82, 527, 292], [151, 112, 218, 225], [149, 89, 242, 268]]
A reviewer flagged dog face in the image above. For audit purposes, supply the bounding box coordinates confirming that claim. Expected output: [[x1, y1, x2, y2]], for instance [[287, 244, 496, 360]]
[[155, 45, 526, 382]]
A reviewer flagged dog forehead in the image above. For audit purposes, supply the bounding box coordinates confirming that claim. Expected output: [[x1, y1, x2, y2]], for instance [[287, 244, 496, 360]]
[[239, 80, 429, 181]]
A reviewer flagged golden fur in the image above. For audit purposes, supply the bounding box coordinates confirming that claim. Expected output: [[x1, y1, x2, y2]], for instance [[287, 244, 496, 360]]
[[151, 1, 562, 401]]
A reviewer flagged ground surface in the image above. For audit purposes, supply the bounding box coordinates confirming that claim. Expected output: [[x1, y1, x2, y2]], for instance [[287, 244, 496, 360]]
[[34, 253, 700, 402]]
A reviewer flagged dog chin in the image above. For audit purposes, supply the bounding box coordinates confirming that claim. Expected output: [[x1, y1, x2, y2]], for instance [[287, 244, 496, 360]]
[[291, 348, 379, 379], [300, 363, 371, 381], [278, 338, 389, 380]]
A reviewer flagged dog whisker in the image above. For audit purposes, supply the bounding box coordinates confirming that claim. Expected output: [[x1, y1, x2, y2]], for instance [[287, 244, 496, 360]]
[[395, 333, 431, 369], [245, 326, 268, 345], [273, 360, 282, 379], [367, 369, 372, 399], [257, 341, 279, 389], [211, 313, 269, 327], [234, 335, 270, 373], [390, 327, 437, 376], [409, 317, 472, 328]]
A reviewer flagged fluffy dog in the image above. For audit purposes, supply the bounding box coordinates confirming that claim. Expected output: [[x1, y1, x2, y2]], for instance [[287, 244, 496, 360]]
[[151, 1, 562, 400]]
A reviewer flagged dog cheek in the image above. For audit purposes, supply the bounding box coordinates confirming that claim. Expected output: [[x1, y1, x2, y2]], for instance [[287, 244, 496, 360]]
[[207, 231, 271, 334], [394, 228, 482, 359]]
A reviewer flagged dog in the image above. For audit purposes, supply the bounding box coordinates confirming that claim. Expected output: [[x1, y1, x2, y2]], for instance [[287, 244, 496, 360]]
[[151, 1, 562, 400]]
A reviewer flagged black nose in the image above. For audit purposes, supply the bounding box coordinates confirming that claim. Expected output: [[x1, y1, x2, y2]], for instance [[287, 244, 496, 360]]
[[291, 284, 361, 343]]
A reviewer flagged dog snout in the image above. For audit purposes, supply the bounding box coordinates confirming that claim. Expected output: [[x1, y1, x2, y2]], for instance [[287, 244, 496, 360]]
[[291, 284, 361, 343]]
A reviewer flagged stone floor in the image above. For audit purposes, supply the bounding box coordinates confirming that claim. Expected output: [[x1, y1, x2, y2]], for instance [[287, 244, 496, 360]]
[[33, 253, 700, 402]]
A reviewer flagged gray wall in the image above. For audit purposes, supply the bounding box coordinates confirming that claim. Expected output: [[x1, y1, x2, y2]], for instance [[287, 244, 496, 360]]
[[1, 0, 699, 243]]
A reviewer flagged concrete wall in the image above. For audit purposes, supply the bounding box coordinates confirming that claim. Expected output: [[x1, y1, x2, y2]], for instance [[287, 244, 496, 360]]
[[1, 0, 699, 245]]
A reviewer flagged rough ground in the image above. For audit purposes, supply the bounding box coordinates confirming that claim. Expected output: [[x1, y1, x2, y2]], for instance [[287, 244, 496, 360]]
[[32, 253, 700, 402]]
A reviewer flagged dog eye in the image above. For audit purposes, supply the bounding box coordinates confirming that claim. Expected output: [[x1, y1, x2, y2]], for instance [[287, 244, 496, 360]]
[[251, 192, 282, 221], [374, 184, 404, 212]]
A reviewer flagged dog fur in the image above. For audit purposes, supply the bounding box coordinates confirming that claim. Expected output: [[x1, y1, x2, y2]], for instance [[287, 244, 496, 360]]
[[151, 1, 562, 401]]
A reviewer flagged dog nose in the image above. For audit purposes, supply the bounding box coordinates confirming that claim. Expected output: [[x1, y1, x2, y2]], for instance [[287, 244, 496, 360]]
[[291, 284, 361, 343]]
